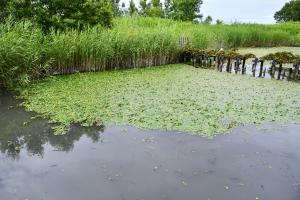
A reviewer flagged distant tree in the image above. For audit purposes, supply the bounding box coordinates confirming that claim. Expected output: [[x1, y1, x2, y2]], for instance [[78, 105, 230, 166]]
[[164, 0, 173, 17], [216, 19, 224, 25], [203, 15, 213, 24], [129, 0, 138, 16], [274, 0, 300, 22], [139, 0, 150, 16], [111, 0, 122, 17], [170, 0, 203, 21], [147, 0, 164, 17]]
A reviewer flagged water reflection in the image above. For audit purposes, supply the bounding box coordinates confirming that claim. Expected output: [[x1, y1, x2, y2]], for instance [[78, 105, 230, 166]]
[[0, 92, 104, 160]]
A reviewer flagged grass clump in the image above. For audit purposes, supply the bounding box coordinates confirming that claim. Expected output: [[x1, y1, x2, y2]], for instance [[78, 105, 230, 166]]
[[20, 64, 300, 137]]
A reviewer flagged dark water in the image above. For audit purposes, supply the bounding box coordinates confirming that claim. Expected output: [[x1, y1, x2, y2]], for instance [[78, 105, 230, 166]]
[[1, 93, 300, 200]]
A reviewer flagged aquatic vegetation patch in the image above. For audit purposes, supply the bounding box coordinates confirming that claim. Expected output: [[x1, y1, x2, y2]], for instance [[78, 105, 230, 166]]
[[20, 64, 300, 138]]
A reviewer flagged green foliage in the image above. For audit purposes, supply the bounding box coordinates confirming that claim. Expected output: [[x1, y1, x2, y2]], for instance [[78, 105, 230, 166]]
[[262, 51, 299, 63], [1, 0, 113, 31], [1, 17, 300, 88], [129, 0, 138, 16], [20, 64, 300, 137], [275, 0, 300, 22], [203, 16, 213, 24], [0, 20, 51, 88], [111, 0, 122, 17], [170, 0, 203, 21]]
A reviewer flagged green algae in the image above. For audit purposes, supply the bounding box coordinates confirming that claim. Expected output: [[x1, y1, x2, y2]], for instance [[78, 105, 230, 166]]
[[20, 64, 300, 137]]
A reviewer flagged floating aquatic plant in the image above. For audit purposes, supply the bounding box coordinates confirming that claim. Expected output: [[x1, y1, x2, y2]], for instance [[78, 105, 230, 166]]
[[20, 64, 300, 138]]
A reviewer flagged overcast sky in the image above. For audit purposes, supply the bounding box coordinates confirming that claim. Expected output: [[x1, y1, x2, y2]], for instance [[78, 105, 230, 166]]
[[121, 0, 289, 24]]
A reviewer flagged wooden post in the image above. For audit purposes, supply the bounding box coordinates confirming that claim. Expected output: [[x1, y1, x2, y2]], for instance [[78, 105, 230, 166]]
[[220, 57, 224, 72], [288, 68, 293, 80], [209, 57, 212, 67], [258, 60, 264, 77], [226, 58, 231, 72], [252, 58, 258, 77], [216, 57, 221, 71], [270, 61, 276, 79], [277, 63, 283, 80], [294, 63, 300, 80], [282, 68, 286, 80], [242, 58, 246, 74]]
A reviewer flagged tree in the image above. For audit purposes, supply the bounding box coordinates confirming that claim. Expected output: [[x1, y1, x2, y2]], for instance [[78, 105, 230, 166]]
[[274, 0, 300, 22], [147, 0, 164, 17], [164, 0, 173, 17], [203, 15, 213, 24], [170, 0, 203, 21], [111, 0, 122, 17], [216, 19, 223, 25], [139, 0, 149, 16], [1, 0, 113, 31], [129, 0, 138, 16]]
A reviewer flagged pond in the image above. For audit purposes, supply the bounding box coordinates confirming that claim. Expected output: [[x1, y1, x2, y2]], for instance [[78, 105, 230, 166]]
[[239, 47, 300, 58], [1, 92, 300, 200]]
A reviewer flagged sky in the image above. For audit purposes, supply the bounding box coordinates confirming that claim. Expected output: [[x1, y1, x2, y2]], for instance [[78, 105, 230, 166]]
[[121, 0, 289, 24]]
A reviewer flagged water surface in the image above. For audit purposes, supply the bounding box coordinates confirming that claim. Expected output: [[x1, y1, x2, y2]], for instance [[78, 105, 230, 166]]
[[1, 93, 300, 200]]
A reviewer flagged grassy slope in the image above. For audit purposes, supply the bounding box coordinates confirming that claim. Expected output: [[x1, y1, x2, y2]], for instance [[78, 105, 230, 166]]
[[21, 64, 300, 137]]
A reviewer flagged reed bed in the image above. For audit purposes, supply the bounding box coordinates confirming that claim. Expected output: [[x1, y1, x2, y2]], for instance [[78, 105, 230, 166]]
[[1, 17, 300, 88]]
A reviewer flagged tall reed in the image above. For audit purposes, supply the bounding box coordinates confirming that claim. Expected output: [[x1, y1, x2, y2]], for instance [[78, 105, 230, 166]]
[[1, 17, 300, 88]]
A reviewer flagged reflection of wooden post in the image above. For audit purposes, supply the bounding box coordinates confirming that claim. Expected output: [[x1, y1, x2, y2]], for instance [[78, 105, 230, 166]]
[[277, 63, 283, 80], [258, 60, 264, 77], [242, 58, 246, 74]]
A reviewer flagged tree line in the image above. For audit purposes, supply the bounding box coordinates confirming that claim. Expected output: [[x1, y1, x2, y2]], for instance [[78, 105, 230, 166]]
[[0, 0, 299, 32], [0, 0, 215, 31]]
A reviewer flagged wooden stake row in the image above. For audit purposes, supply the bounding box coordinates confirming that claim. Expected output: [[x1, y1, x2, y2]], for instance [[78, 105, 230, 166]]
[[184, 53, 300, 81]]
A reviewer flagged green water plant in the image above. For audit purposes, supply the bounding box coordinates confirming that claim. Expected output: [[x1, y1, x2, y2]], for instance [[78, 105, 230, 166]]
[[20, 64, 300, 137]]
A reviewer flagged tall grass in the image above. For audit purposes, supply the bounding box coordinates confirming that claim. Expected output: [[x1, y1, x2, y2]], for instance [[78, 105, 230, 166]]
[[1, 17, 300, 88]]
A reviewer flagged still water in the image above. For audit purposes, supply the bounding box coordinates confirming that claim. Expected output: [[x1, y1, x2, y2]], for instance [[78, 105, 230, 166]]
[[1, 92, 300, 200]]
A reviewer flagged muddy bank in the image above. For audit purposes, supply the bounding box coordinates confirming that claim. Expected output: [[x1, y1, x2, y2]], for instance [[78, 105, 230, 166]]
[[1, 93, 300, 200]]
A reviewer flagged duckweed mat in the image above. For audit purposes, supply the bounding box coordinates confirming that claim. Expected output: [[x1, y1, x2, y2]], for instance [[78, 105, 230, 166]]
[[21, 64, 300, 137]]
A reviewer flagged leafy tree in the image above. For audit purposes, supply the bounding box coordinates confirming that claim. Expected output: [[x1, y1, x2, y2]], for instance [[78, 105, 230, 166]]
[[139, 0, 150, 16], [169, 0, 203, 21], [203, 15, 213, 24], [129, 0, 138, 16], [111, 0, 122, 17], [164, 0, 173, 17], [1, 0, 113, 31], [147, 0, 164, 17], [274, 0, 300, 22]]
